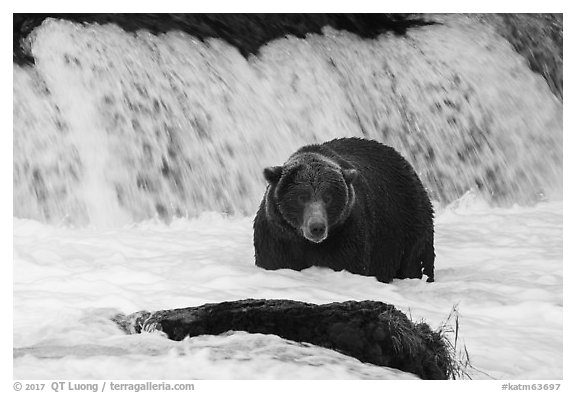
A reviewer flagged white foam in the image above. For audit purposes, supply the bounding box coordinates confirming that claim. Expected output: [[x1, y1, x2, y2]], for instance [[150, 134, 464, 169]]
[[13, 199, 563, 379]]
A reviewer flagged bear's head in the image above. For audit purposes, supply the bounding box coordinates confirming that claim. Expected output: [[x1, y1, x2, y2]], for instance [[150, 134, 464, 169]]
[[263, 152, 357, 243]]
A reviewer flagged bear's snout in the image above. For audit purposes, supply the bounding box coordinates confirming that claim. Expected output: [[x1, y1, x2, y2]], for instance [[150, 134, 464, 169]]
[[303, 218, 328, 243], [308, 219, 327, 237], [302, 202, 328, 243]]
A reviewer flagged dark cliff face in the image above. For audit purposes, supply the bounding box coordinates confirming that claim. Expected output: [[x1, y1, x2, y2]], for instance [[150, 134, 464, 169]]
[[13, 13, 435, 65]]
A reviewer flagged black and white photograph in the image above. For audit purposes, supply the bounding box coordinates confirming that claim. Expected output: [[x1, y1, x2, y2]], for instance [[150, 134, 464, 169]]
[[11, 9, 565, 385]]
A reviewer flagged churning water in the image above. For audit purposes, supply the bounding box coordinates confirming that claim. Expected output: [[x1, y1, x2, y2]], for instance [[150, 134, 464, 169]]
[[13, 15, 562, 226]]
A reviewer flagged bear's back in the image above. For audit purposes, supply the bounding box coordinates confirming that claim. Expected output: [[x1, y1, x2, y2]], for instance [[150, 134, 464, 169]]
[[321, 137, 433, 234], [322, 137, 408, 170]]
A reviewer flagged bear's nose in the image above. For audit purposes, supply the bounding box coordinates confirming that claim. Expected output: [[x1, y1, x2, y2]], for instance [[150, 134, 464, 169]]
[[309, 220, 327, 237]]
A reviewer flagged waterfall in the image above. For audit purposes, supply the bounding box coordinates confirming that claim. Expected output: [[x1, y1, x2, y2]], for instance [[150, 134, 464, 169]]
[[13, 16, 562, 226]]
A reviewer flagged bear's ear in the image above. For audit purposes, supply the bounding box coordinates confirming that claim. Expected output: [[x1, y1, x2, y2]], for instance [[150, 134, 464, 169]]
[[343, 169, 358, 185], [263, 166, 283, 184]]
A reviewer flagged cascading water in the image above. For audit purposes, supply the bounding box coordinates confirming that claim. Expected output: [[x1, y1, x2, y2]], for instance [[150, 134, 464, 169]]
[[13, 15, 562, 226]]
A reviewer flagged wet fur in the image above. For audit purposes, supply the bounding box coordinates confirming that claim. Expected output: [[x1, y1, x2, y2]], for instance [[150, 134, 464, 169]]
[[254, 137, 435, 283]]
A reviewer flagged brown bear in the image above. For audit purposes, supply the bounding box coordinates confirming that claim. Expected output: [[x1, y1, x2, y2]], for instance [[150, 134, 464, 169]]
[[253, 137, 435, 283]]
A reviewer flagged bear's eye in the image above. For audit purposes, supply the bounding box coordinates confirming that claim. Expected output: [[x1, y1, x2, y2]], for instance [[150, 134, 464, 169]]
[[323, 193, 332, 205]]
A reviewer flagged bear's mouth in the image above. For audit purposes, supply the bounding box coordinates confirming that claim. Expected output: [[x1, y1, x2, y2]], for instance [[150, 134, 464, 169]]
[[302, 230, 327, 243]]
